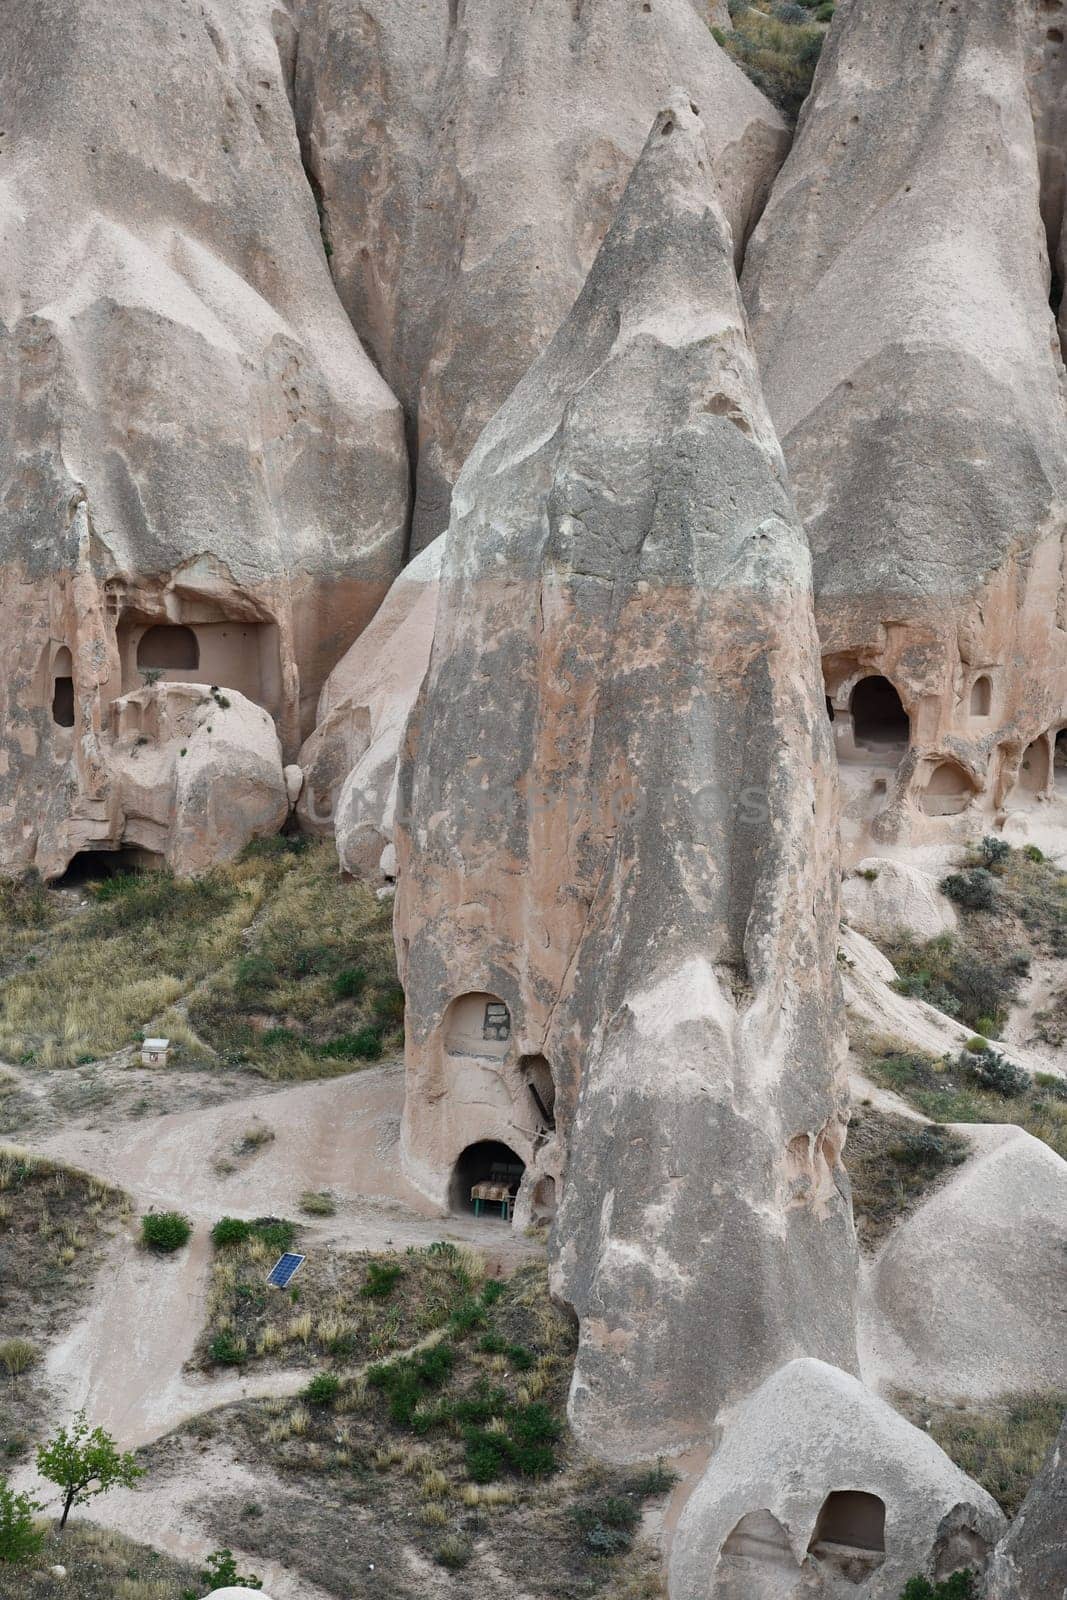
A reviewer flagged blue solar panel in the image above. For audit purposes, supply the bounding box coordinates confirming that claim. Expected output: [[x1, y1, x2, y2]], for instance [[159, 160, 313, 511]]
[[266, 1252, 305, 1288]]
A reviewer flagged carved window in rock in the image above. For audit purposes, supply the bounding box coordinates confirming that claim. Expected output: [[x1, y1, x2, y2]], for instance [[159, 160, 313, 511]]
[[808, 1491, 886, 1585], [970, 676, 992, 717], [136, 624, 199, 671], [482, 1001, 511, 1042], [51, 646, 75, 728], [920, 760, 974, 817]]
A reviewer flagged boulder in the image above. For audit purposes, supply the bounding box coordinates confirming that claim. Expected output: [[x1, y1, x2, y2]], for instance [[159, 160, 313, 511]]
[[394, 94, 856, 1462], [742, 0, 1067, 845], [205, 1591, 276, 1600], [294, 0, 788, 547], [296, 540, 442, 872], [841, 859, 958, 943], [862, 1124, 1067, 1401], [985, 1409, 1067, 1600], [669, 1358, 1006, 1600], [0, 0, 408, 878], [103, 683, 289, 878]]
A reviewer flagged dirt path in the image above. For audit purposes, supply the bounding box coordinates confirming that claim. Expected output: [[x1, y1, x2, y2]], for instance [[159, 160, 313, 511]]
[[7, 1061, 537, 1597]]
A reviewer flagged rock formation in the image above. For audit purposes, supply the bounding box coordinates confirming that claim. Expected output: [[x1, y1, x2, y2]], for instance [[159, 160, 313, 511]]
[[669, 1359, 1006, 1600], [742, 0, 1067, 856], [841, 859, 958, 945], [0, 0, 408, 879], [293, 0, 788, 548], [986, 1409, 1067, 1600], [861, 1124, 1067, 1401], [394, 94, 856, 1461], [296, 541, 442, 876]]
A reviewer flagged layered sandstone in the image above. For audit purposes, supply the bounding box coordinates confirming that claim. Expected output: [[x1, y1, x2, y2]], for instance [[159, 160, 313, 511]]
[[742, 0, 1067, 854], [293, 0, 788, 547], [0, 0, 407, 878], [394, 95, 856, 1461]]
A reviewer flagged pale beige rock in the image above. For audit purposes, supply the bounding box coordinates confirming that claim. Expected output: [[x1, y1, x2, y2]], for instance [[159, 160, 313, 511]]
[[669, 1359, 1005, 1600], [861, 1124, 1067, 1402], [100, 683, 288, 878], [295, 0, 788, 547], [0, 0, 408, 879], [743, 0, 1067, 850], [841, 859, 958, 943], [296, 540, 442, 872], [395, 95, 856, 1461], [283, 764, 304, 806]]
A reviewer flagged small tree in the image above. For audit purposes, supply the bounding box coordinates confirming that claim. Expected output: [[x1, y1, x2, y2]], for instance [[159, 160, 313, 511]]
[[0, 1479, 43, 1563], [198, 1549, 263, 1590], [36, 1411, 143, 1530]]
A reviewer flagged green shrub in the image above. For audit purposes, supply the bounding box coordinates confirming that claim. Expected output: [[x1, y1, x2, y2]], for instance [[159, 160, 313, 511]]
[[299, 1190, 336, 1216], [960, 1047, 1031, 1099], [141, 1211, 192, 1252], [301, 1373, 341, 1407], [887, 1127, 968, 1173], [0, 1479, 42, 1562], [900, 1571, 976, 1600], [0, 1339, 37, 1377], [210, 1216, 296, 1252], [941, 869, 996, 911], [198, 1548, 263, 1590], [363, 1261, 403, 1299], [235, 953, 275, 992], [977, 836, 1011, 871], [209, 1331, 248, 1366], [317, 1026, 384, 1061], [332, 967, 367, 1000], [1024, 844, 1045, 862]]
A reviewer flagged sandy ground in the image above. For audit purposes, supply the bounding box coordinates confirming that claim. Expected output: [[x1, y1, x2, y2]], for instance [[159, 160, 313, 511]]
[[5, 1060, 536, 1597]]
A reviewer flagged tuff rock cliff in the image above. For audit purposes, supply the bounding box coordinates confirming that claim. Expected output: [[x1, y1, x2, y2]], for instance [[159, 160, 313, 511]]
[[394, 93, 857, 1461]]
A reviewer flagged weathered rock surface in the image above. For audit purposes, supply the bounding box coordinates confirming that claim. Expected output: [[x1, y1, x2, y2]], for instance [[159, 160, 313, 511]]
[[986, 1408, 1067, 1600], [861, 1124, 1067, 1401], [395, 94, 856, 1461], [743, 0, 1067, 848], [0, 0, 408, 878], [294, 0, 788, 548], [296, 541, 442, 874], [670, 1359, 1006, 1600], [86, 682, 288, 878], [841, 859, 958, 944]]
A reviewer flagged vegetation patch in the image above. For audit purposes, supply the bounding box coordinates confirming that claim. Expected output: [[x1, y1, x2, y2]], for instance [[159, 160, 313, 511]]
[[140, 1211, 192, 1253], [194, 1236, 481, 1374], [0, 840, 403, 1078], [883, 931, 1029, 1037], [856, 1036, 1067, 1161], [893, 1390, 1065, 1517], [0, 1522, 199, 1599], [845, 1106, 969, 1250], [157, 1257, 669, 1600], [711, 1, 830, 122], [0, 1150, 127, 1463]]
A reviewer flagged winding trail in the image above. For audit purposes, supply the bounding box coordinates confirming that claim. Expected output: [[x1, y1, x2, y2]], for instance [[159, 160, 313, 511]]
[[7, 1061, 535, 1597]]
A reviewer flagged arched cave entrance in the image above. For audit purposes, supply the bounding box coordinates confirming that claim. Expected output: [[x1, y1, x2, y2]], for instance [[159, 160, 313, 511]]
[[449, 1141, 525, 1219], [970, 676, 992, 717], [1055, 728, 1067, 787], [850, 676, 909, 750], [53, 846, 164, 888], [920, 760, 975, 817], [136, 624, 199, 672], [1019, 737, 1050, 795], [51, 646, 74, 728]]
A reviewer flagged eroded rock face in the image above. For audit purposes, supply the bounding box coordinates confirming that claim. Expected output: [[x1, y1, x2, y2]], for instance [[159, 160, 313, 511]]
[[841, 859, 958, 944], [743, 0, 1067, 855], [294, 0, 788, 548], [861, 1124, 1067, 1402], [296, 540, 442, 876], [0, 0, 408, 878], [986, 1409, 1067, 1600], [394, 94, 856, 1460], [669, 1359, 1005, 1600]]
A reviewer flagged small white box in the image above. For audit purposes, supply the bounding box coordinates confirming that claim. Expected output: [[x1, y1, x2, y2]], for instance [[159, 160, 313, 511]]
[[141, 1037, 170, 1066]]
